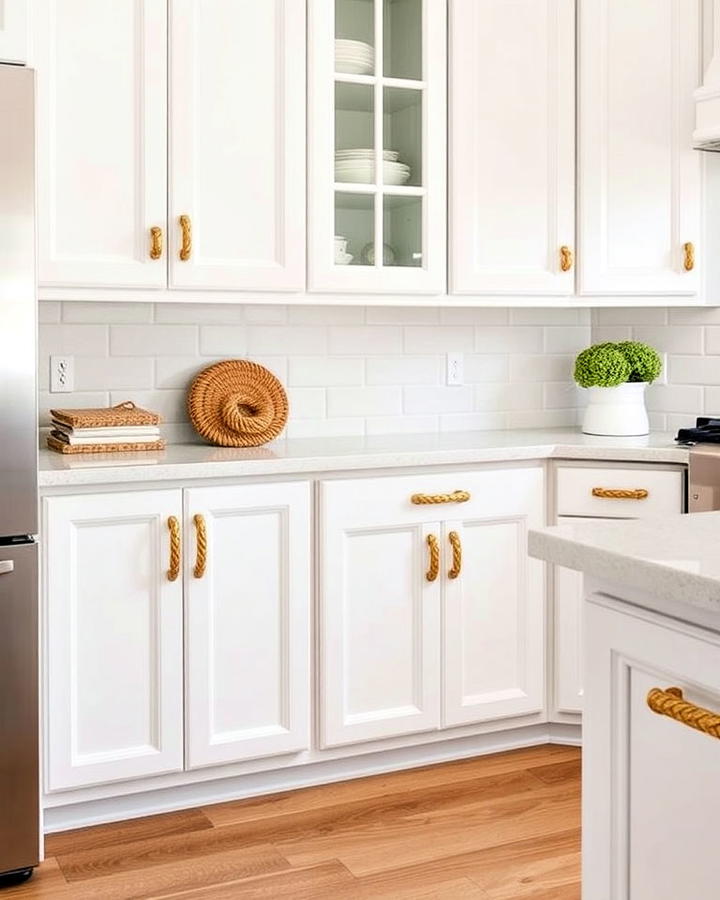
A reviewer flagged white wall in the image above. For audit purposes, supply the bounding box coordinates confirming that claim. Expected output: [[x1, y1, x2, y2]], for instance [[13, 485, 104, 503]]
[[591, 308, 720, 433], [39, 302, 590, 442]]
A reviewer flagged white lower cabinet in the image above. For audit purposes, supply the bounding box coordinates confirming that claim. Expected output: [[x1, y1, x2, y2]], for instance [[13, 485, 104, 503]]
[[43, 481, 311, 791], [319, 466, 545, 748], [584, 596, 720, 900], [43, 490, 185, 790], [184, 482, 311, 769]]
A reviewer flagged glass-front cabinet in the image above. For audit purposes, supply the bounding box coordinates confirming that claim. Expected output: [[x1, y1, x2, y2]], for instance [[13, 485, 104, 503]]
[[309, 0, 446, 293]]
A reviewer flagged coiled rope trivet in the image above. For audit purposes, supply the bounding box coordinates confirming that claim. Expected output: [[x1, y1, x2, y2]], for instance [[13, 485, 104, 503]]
[[187, 360, 288, 447]]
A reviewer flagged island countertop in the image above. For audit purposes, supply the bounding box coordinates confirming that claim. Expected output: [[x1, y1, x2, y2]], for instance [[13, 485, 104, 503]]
[[38, 427, 687, 487], [529, 511, 720, 628]]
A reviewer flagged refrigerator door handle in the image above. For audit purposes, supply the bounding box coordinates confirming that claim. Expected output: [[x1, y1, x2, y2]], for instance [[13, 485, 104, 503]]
[[0, 561, 15, 575]]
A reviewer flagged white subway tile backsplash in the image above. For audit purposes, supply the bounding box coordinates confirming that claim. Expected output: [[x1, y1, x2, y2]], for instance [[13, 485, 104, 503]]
[[592, 308, 668, 326], [404, 384, 474, 414], [439, 412, 507, 432], [543, 326, 591, 354], [365, 414, 439, 435], [404, 326, 475, 353], [669, 355, 720, 385], [327, 386, 402, 417], [288, 356, 364, 386], [287, 387, 326, 419], [63, 301, 153, 324], [464, 354, 509, 383], [509, 354, 574, 382], [244, 305, 288, 324], [365, 355, 440, 385], [287, 305, 364, 325], [645, 383, 703, 413], [39, 324, 108, 358], [111, 325, 197, 356], [199, 326, 247, 355], [248, 325, 327, 355], [441, 307, 509, 325], [74, 357, 154, 391], [285, 417, 365, 438], [366, 306, 439, 325], [38, 301, 61, 323], [109, 389, 188, 422], [155, 356, 215, 390], [634, 325, 703, 355], [329, 326, 403, 355], [474, 383, 543, 411], [155, 303, 244, 324], [511, 308, 590, 326], [475, 326, 543, 354]]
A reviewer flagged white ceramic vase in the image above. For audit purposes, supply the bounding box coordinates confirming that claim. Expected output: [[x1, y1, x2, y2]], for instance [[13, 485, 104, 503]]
[[581, 382, 649, 436]]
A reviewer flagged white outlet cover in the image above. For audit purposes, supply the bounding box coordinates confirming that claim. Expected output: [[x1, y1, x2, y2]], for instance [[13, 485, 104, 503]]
[[446, 352, 464, 386], [50, 355, 74, 393]]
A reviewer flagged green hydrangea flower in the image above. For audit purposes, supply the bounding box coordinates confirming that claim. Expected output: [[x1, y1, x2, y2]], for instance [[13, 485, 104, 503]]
[[616, 341, 662, 383], [574, 344, 632, 388]]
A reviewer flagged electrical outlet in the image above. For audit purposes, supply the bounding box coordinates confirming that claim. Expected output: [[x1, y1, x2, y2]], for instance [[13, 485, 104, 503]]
[[50, 355, 74, 393], [446, 352, 464, 386]]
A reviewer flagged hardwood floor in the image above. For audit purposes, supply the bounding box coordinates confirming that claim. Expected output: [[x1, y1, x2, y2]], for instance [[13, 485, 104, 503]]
[[14, 745, 581, 899]]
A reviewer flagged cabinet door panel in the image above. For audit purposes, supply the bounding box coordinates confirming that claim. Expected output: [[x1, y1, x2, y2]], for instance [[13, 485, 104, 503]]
[[320, 480, 441, 746], [450, 0, 575, 295], [578, 0, 701, 296], [185, 482, 310, 768], [34, 0, 167, 288], [0, 0, 27, 63], [443, 469, 545, 726], [584, 599, 720, 900], [44, 491, 183, 791], [169, 0, 305, 291]]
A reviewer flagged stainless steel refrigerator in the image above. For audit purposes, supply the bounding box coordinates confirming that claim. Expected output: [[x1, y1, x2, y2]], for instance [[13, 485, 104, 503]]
[[0, 64, 39, 885]]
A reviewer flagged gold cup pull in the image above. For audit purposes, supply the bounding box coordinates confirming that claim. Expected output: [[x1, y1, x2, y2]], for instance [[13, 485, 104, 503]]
[[426, 534, 439, 582], [167, 516, 180, 582], [179, 215, 192, 261], [647, 687, 720, 740], [591, 487, 649, 501], [683, 242, 695, 272], [149, 226, 163, 260], [193, 513, 207, 578], [411, 490, 471, 505], [448, 531, 462, 579], [560, 245, 573, 272]]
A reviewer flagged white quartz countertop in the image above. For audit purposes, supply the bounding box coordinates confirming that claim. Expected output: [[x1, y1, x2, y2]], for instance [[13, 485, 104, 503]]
[[529, 512, 720, 625], [38, 428, 687, 487]]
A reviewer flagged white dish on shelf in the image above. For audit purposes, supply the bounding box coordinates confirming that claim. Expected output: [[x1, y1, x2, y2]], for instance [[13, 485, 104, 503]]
[[335, 59, 374, 75], [336, 149, 400, 162], [335, 39, 374, 53], [335, 161, 412, 185]]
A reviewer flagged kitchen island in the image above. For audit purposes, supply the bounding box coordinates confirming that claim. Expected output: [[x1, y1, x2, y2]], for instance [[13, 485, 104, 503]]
[[530, 512, 720, 900]]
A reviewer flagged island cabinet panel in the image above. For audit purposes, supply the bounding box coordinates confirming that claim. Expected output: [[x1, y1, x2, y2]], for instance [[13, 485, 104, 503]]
[[577, 0, 702, 298], [184, 482, 311, 768], [169, 0, 306, 291], [43, 491, 184, 791], [319, 466, 545, 748], [584, 597, 720, 900], [449, 0, 575, 296], [33, 0, 168, 289], [443, 471, 545, 726], [0, 0, 26, 63]]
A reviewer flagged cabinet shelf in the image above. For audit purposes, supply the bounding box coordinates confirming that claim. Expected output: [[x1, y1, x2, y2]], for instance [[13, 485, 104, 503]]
[[334, 72, 425, 91], [334, 183, 425, 197]]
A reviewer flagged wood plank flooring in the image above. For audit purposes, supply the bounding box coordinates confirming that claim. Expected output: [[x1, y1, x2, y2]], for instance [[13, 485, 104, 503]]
[[14, 744, 581, 899]]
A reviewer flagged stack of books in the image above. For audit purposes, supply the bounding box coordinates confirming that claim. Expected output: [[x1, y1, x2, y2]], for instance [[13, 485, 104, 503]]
[[47, 402, 165, 454]]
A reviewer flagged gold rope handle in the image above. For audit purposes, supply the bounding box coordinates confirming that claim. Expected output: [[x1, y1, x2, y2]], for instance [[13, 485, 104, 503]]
[[149, 226, 163, 260], [179, 215, 192, 261], [411, 490, 471, 505], [167, 516, 180, 582], [426, 534, 439, 582], [647, 687, 720, 740], [193, 513, 207, 579], [560, 245, 573, 272], [448, 531, 462, 580], [683, 242, 695, 272], [591, 487, 649, 500]]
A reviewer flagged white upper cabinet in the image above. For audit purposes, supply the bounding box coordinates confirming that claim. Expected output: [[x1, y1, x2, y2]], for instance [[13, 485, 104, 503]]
[[184, 482, 311, 769], [308, 0, 447, 294], [449, 0, 575, 296], [578, 0, 702, 298], [43, 490, 184, 791], [169, 0, 306, 292], [0, 0, 27, 63], [33, 0, 168, 289]]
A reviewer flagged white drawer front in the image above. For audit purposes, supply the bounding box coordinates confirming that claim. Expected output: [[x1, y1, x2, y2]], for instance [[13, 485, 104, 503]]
[[556, 466, 684, 519]]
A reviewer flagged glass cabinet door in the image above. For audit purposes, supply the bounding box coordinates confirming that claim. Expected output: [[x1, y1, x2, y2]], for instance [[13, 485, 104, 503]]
[[309, 0, 446, 293]]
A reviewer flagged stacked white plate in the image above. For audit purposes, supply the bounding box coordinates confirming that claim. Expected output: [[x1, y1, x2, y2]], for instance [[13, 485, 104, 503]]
[[335, 149, 411, 185], [335, 39, 374, 75]]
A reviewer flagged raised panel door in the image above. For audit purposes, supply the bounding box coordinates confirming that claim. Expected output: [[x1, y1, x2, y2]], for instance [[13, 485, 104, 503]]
[[33, 0, 167, 288], [449, 0, 575, 296], [184, 482, 311, 768], [443, 468, 545, 726], [578, 0, 702, 297], [169, 0, 305, 291], [0, 0, 27, 63], [43, 490, 184, 791]]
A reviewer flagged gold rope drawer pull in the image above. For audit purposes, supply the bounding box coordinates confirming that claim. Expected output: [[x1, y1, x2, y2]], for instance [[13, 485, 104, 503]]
[[149, 225, 163, 260], [683, 241, 695, 272], [591, 487, 649, 500], [179, 214, 192, 261], [448, 531, 462, 579], [560, 245, 573, 272], [193, 513, 207, 579], [167, 516, 180, 582], [426, 534, 439, 582], [647, 687, 720, 740], [411, 490, 471, 505]]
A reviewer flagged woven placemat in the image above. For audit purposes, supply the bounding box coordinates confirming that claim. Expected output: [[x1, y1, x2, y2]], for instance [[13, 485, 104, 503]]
[[47, 436, 166, 454], [51, 401, 162, 428], [188, 360, 288, 447]]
